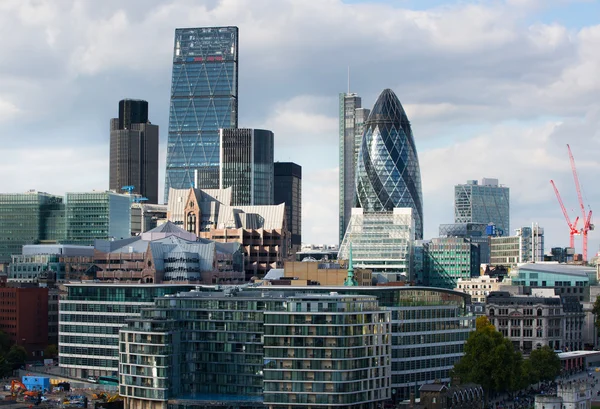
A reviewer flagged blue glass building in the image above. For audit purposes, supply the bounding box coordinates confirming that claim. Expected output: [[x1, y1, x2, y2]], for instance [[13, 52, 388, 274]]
[[164, 27, 239, 201], [355, 89, 424, 239]]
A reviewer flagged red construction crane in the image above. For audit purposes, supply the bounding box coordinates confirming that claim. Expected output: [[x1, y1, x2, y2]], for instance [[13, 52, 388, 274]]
[[550, 180, 580, 248], [567, 144, 594, 261]]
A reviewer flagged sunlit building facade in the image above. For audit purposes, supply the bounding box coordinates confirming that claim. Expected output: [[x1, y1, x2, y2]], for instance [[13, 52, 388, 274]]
[[355, 89, 423, 240], [454, 178, 509, 235], [164, 26, 239, 199]]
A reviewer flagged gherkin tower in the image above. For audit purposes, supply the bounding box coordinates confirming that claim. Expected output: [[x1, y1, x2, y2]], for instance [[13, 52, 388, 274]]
[[355, 89, 423, 239]]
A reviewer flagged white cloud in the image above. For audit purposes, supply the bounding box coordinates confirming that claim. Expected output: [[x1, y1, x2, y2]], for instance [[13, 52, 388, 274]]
[[0, 97, 20, 122]]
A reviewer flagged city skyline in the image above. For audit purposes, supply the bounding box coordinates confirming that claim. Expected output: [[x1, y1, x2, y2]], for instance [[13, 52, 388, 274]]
[[0, 0, 599, 252]]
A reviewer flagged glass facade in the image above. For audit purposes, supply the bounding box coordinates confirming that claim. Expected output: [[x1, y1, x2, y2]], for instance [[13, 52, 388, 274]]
[[59, 284, 194, 379], [454, 178, 510, 235], [273, 162, 301, 252], [422, 237, 480, 289], [0, 192, 64, 264], [164, 26, 239, 200], [219, 128, 274, 206], [65, 192, 131, 245], [355, 89, 423, 240], [339, 93, 369, 245], [339, 208, 414, 283]]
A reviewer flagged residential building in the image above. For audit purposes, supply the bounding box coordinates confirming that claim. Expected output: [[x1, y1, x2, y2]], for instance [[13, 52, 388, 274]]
[[355, 89, 423, 239], [59, 283, 195, 379], [424, 237, 480, 289], [486, 290, 585, 353], [439, 222, 490, 264], [93, 222, 244, 284], [168, 187, 289, 279], [274, 162, 301, 253], [130, 203, 167, 235], [0, 191, 64, 265], [339, 207, 414, 283], [0, 285, 48, 356], [454, 178, 509, 235], [164, 26, 239, 199], [109, 99, 159, 204], [455, 275, 506, 303], [219, 128, 274, 206], [9, 244, 94, 284], [118, 291, 391, 409], [65, 191, 131, 245], [339, 92, 370, 245]]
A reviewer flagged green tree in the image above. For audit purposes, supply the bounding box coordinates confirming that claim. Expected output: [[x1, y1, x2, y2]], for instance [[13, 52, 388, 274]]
[[454, 316, 524, 401], [6, 345, 27, 369], [592, 295, 600, 335], [527, 346, 561, 382], [44, 344, 58, 359]]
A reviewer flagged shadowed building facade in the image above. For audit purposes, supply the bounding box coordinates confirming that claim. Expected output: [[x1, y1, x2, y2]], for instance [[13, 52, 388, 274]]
[[355, 88, 423, 240], [164, 27, 239, 200], [274, 162, 301, 253]]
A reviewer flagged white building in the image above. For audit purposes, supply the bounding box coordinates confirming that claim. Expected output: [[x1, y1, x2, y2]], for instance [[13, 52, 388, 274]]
[[455, 275, 508, 303], [535, 380, 591, 409]]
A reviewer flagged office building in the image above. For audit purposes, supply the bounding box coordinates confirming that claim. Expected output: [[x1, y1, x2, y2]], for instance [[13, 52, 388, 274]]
[[439, 222, 490, 263], [455, 275, 506, 303], [130, 203, 167, 235], [339, 92, 370, 244], [0, 286, 48, 356], [490, 225, 545, 268], [168, 187, 289, 279], [219, 128, 274, 206], [274, 162, 301, 253], [59, 283, 195, 379], [109, 99, 159, 203], [281, 260, 372, 286], [510, 263, 594, 302], [454, 178, 510, 235], [339, 207, 414, 283], [164, 26, 239, 199], [424, 237, 480, 289], [0, 191, 64, 265], [65, 191, 131, 245], [119, 291, 391, 409], [355, 89, 423, 239]]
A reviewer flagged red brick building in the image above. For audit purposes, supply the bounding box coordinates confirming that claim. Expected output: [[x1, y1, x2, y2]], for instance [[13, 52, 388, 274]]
[[0, 286, 49, 356]]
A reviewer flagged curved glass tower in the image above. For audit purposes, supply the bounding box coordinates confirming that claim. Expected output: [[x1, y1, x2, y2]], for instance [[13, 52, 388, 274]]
[[355, 88, 423, 239]]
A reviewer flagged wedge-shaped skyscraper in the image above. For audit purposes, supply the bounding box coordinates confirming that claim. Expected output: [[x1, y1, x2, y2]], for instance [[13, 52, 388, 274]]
[[355, 88, 423, 239]]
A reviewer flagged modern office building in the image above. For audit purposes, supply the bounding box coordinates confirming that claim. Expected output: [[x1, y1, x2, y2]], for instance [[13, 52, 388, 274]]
[[423, 237, 480, 289], [59, 283, 195, 379], [119, 291, 391, 409], [0, 285, 48, 356], [510, 263, 595, 302], [439, 222, 490, 263], [339, 207, 414, 283], [454, 178, 510, 235], [0, 191, 64, 265], [274, 162, 301, 253], [130, 203, 167, 235], [109, 99, 159, 204], [355, 89, 423, 240], [9, 244, 94, 284], [339, 92, 370, 244], [164, 26, 239, 199], [490, 226, 545, 268], [219, 128, 274, 206], [65, 191, 131, 245]]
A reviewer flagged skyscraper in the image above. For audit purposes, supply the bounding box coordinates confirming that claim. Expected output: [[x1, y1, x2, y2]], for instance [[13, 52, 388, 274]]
[[338, 93, 370, 244], [274, 162, 302, 252], [109, 99, 159, 203], [454, 178, 510, 235], [164, 26, 239, 201], [355, 88, 424, 239], [219, 128, 274, 206]]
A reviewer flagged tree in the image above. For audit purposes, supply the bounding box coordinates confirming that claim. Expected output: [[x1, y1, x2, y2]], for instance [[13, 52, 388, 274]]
[[6, 345, 27, 369], [44, 344, 58, 359], [528, 346, 561, 382], [0, 331, 11, 354], [592, 295, 600, 335], [454, 316, 524, 401]]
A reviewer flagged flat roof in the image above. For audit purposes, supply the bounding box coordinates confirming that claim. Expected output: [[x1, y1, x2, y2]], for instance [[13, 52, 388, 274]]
[[558, 351, 600, 359], [517, 263, 595, 277]]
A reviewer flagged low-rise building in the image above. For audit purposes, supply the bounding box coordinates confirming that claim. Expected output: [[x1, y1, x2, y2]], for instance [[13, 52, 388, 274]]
[[511, 263, 594, 302], [281, 260, 371, 286], [455, 275, 506, 303], [534, 380, 591, 409]]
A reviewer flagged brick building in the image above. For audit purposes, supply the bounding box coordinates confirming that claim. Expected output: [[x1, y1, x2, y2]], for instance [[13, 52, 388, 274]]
[[0, 286, 49, 356]]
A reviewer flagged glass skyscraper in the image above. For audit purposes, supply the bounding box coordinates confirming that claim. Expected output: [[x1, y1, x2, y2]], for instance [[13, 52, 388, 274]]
[[164, 27, 239, 201], [454, 178, 510, 235], [338, 93, 369, 245], [355, 89, 424, 239]]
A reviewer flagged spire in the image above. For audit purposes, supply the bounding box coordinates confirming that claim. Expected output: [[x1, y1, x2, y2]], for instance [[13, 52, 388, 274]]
[[344, 243, 358, 286]]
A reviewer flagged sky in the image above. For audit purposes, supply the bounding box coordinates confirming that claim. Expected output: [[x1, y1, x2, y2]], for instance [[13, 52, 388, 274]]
[[0, 0, 599, 254]]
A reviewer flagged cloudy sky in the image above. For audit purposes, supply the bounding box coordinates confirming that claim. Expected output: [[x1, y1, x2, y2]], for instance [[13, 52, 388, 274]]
[[1, 0, 599, 254]]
